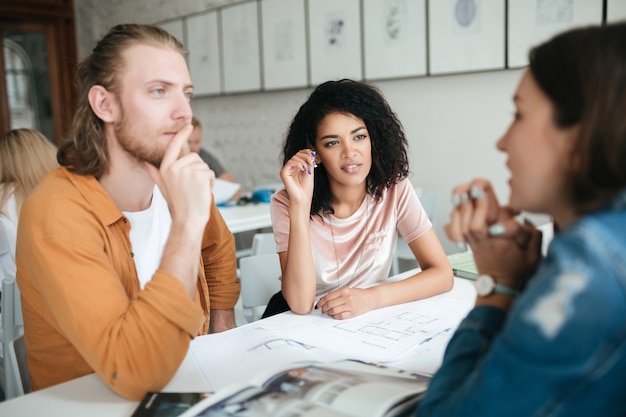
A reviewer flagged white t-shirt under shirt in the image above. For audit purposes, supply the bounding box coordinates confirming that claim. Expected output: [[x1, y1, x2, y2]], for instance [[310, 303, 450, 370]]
[[123, 186, 171, 289], [270, 178, 432, 302]]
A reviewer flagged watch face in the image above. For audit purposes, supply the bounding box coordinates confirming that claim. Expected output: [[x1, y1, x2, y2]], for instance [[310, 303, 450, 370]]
[[475, 274, 495, 296]]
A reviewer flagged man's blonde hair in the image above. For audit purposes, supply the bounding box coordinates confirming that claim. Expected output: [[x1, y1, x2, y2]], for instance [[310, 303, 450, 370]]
[[57, 23, 187, 178]]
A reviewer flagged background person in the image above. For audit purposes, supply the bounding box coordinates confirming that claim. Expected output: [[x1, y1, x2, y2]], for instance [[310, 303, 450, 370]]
[[189, 116, 237, 184], [0, 128, 58, 279]]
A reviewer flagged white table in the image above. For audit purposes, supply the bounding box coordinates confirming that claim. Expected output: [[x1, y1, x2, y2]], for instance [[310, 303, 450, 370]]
[[0, 349, 210, 416], [217, 203, 271, 235], [0, 275, 476, 416]]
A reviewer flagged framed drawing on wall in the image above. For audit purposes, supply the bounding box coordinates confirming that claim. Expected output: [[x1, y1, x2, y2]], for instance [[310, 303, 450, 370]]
[[508, 0, 603, 68], [187, 11, 222, 96], [158, 18, 185, 45], [260, 0, 308, 90], [607, 0, 626, 22], [428, 0, 505, 75], [363, 0, 427, 80], [221, 1, 262, 93], [307, 0, 362, 85]]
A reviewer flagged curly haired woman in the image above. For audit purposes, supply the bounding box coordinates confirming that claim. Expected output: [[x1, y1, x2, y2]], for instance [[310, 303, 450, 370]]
[[265, 79, 453, 319]]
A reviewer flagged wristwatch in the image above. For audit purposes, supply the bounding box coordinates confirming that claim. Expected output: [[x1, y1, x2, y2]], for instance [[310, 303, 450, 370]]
[[475, 274, 519, 297]]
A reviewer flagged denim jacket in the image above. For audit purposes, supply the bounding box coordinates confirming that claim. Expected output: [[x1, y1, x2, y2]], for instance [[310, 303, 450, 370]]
[[417, 188, 626, 417]]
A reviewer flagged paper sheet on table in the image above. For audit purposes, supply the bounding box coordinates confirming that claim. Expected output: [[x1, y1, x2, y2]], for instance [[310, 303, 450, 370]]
[[252, 295, 473, 364], [190, 326, 348, 391], [190, 294, 473, 392], [213, 178, 240, 205]]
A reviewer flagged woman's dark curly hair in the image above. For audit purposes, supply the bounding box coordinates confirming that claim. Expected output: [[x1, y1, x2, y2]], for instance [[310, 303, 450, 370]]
[[281, 79, 409, 217]]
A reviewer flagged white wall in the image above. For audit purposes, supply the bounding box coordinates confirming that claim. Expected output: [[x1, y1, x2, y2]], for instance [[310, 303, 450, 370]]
[[189, 70, 525, 254], [380, 70, 522, 252], [74, 0, 528, 254]]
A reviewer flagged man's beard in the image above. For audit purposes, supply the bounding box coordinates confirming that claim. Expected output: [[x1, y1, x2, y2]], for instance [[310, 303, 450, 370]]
[[114, 107, 164, 168]]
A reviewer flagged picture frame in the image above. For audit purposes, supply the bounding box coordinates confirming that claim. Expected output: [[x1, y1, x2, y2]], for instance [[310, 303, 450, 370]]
[[187, 11, 222, 95], [307, 0, 362, 85], [429, 0, 505, 75], [260, 0, 308, 90], [507, 0, 603, 68], [158, 18, 185, 45], [607, 0, 626, 22], [221, 1, 262, 93], [362, 0, 427, 80]]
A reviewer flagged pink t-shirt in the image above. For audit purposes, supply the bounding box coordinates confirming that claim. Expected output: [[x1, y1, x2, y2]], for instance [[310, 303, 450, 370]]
[[270, 178, 432, 300]]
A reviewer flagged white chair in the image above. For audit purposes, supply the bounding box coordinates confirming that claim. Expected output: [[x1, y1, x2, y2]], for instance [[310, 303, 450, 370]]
[[1, 277, 24, 399], [390, 191, 438, 276], [234, 233, 277, 325], [234, 230, 275, 261], [239, 253, 282, 323], [250, 232, 276, 256], [7, 334, 30, 397]]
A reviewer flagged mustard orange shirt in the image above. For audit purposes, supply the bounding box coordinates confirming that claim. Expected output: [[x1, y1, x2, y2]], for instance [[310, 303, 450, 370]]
[[16, 167, 239, 399]]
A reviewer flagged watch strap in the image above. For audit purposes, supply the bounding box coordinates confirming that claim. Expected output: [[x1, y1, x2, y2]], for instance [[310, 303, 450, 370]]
[[475, 274, 520, 297], [494, 282, 520, 297]]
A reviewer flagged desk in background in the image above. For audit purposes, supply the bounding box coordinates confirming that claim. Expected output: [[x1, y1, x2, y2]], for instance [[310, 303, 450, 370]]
[[218, 203, 272, 258], [0, 274, 476, 416], [217, 203, 271, 235]]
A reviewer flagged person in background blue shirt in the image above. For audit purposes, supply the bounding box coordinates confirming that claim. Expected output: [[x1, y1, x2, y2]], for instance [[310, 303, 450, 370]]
[[416, 22, 626, 416], [188, 116, 237, 184]]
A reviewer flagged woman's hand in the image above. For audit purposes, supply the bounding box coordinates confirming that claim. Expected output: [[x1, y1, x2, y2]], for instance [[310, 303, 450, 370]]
[[316, 287, 376, 320], [280, 149, 317, 206], [444, 179, 542, 292]]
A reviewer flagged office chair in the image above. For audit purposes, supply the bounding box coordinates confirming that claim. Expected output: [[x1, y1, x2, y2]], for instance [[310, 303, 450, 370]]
[[390, 191, 439, 276], [239, 253, 282, 322], [8, 334, 30, 397], [1, 277, 24, 399], [250, 232, 276, 256], [234, 232, 277, 325]]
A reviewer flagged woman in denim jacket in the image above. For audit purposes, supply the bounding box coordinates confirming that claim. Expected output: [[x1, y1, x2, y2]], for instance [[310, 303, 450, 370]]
[[417, 22, 626, 416]]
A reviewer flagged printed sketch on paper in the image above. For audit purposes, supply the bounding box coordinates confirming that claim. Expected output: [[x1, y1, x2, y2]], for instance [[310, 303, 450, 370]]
[[273, 20, 294, 62], [331, 311, 444, 349], [247, 338, 316, 353], [536, 0, 574, 25], [232, 26, 252, 66], [384, 0, 407, 41], [324, 11, 346, 51], [455, 0, 477, 27], [452, 0, 480, 34]]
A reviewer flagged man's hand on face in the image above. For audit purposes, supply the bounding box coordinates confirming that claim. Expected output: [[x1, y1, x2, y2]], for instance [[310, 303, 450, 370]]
[[146, 123, 215, 227]]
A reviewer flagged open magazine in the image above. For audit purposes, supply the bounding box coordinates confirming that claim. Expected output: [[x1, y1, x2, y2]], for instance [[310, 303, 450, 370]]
[[178, 360, 430, 417]]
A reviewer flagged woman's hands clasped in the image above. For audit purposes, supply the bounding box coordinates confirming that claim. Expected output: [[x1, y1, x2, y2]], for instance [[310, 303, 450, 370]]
[[444, 179, 543, 295]]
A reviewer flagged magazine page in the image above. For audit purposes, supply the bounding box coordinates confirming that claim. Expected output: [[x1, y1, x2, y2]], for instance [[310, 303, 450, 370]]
[[180, 385, 354, 417], [257, 362, 427, 417], [179, 361, 428, 417]]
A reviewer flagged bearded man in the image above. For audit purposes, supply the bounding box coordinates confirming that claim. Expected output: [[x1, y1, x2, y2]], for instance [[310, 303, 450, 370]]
[[16, 24, 240, 400]]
